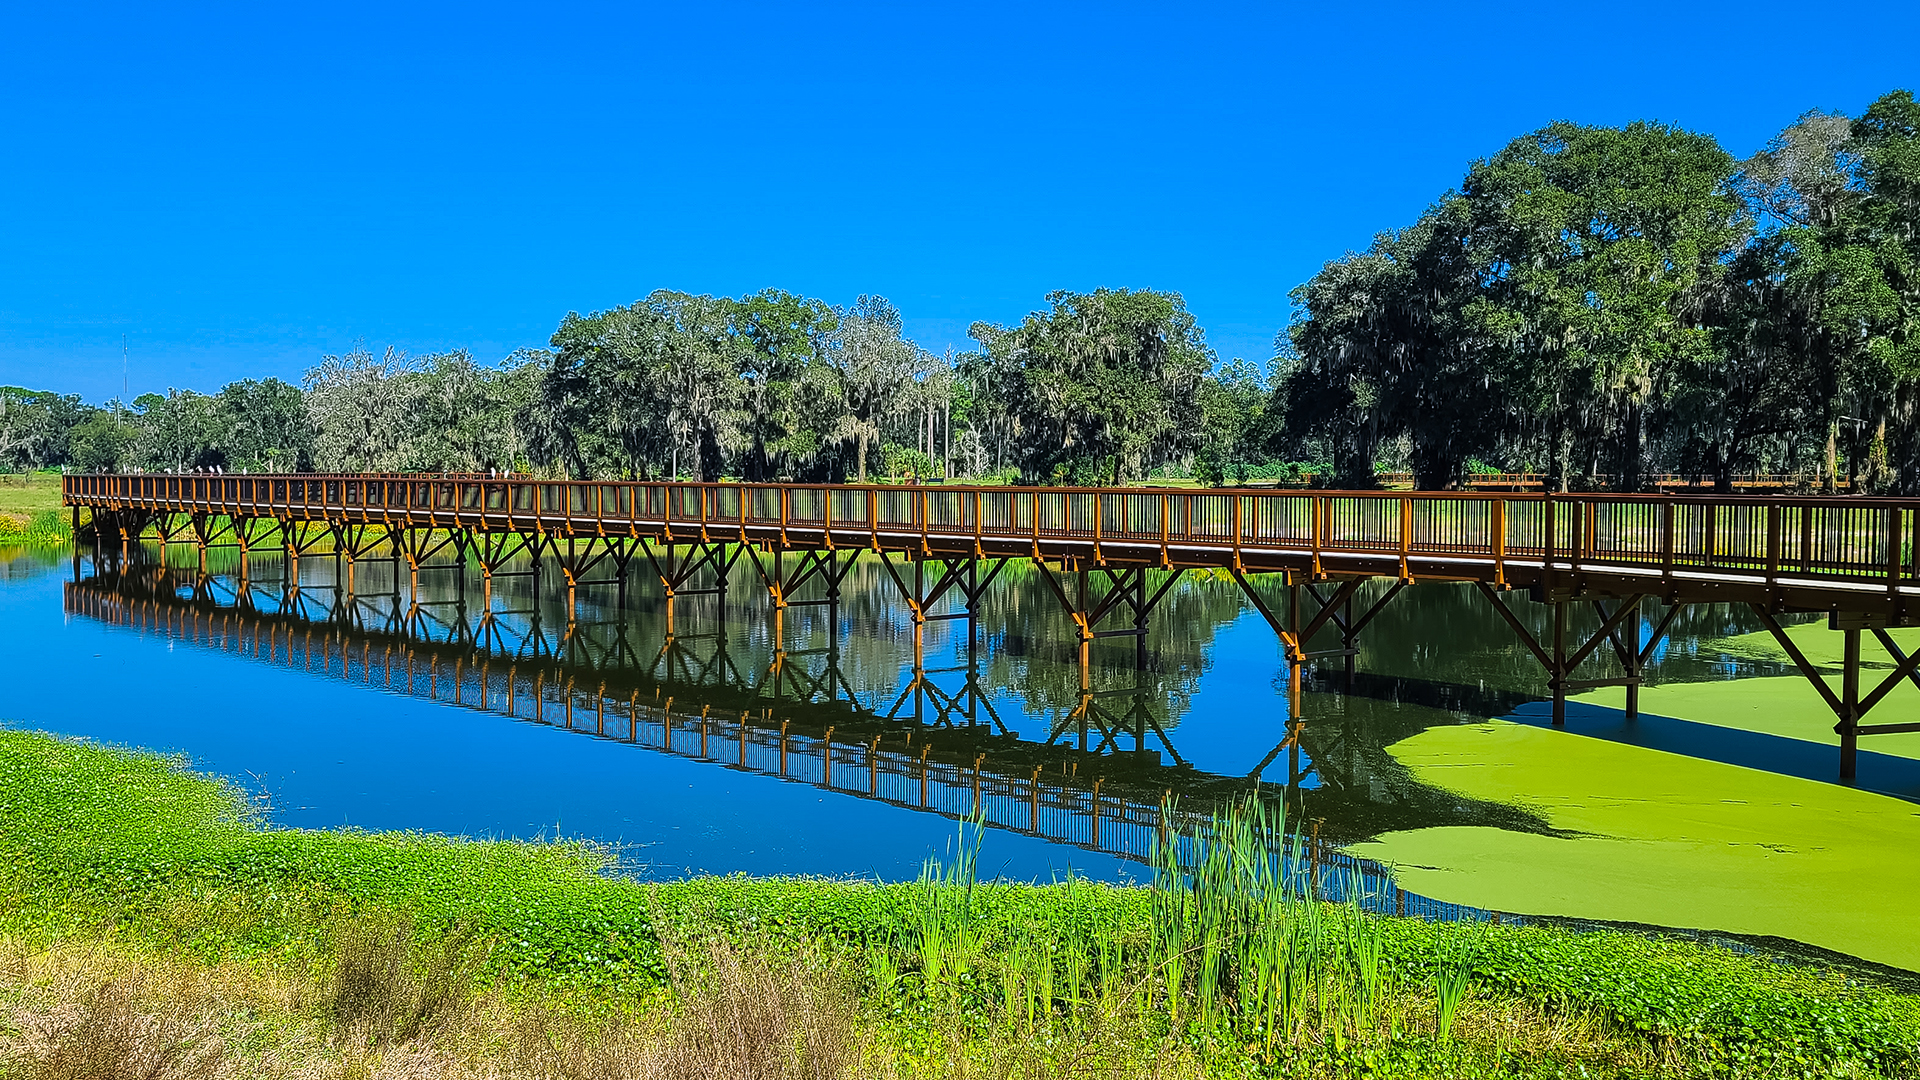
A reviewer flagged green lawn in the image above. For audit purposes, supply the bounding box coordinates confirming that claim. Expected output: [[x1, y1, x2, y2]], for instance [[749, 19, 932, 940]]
[[0, 472, 64, 527]]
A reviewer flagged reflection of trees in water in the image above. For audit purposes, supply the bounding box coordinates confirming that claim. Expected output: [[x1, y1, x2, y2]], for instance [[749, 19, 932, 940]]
[[98, 529, 1841, 850], [0, 545, 71, 582], [969, 563, 1247, 728], [69, 543, 1571, 848], [1324, 580, 1804, 697]]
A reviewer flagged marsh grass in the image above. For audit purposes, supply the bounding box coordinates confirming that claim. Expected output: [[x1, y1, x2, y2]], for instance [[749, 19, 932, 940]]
[[659, 936, 859, 1080], [1430, 923, 1479, 1045]]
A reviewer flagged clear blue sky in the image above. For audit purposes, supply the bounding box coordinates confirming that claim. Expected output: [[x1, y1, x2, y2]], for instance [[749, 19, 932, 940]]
[[3, 1, 1915, 403]]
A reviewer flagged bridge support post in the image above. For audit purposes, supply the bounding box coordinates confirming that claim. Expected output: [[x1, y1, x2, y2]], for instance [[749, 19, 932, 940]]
[[1342, 590, 1355, 688], [1841, 627, 1861, 781], [1551, 600, 1567, 727], [1287, 579, 1303, 697]]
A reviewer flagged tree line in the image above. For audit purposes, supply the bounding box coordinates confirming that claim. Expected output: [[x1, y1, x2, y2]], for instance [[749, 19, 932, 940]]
[[1279, 89, 1920, 492], [2, 89, 1913, 492], [1, 288, 1257, 486]]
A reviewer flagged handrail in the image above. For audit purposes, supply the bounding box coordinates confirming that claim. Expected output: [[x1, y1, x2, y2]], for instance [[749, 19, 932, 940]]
[[62, 472, 1920, 597]]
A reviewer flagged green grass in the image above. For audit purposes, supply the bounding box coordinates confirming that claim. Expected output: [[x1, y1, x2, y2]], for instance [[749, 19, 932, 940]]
[[3, 727, 1919, 1077], [0, 473, 71, 544], [0, 472, 64, 521]]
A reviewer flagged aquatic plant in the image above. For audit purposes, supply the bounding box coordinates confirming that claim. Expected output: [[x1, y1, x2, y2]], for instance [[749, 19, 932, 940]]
[[1431, 922, 1477, 1044]]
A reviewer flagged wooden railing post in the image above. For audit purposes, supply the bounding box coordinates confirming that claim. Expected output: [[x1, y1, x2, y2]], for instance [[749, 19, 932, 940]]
[[1766, 503, 1782, 589], [1398, 496, 1412, 581], [1492, 498, 1506, 586], [1231, 494, 1244, 570], [1310, 494, 1323, 578], [1662, 500, 1675, 577], [1889, 506, 1903, 596]]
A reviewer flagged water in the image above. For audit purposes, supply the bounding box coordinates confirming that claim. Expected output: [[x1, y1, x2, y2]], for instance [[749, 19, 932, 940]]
[[8, 540, 1920, 968]]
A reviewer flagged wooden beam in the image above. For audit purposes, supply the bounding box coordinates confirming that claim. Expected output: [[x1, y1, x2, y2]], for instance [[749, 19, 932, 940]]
[[1474, 580, 1553, 671], [1565, 595, 1645, 672], [1856, 634, 1920, 717], [1748, 604, 1845, 717]]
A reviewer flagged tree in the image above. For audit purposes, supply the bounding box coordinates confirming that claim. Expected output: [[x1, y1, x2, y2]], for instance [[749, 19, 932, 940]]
[[1195, 359, 1269, 486], [1657, 238, 1823, 489], [400, 352, 534, 473], [1730, 93, 1920, 492], [212, 378, 314, 471], [128, 389, 221, 471], [65, 413, 131, 471], [1849, 91, 1920, 490], [730, 290, 838, 481], [969, 289, 1213, 484], [0, 387, 93, 471], [1277, 202, 1505, 489], [304, 347, 423, 472], [824, 295, 917, 482], [530, 293, 741, 480], [1460, 121, 1743, 491]]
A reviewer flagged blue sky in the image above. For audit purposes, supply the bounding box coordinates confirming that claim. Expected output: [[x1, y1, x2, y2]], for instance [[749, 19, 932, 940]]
[[3, 1, 1916, 402]]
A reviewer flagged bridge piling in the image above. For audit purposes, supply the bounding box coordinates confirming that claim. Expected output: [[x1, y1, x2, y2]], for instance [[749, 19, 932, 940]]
[[1842, 626, 1862, 781], [1551, 601, 1567, 726]]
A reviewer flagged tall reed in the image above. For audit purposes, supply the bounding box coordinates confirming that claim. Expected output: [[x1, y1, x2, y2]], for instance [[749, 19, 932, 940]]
[[1149, 794, 1394, 1051], [909, 811, 987, 993]]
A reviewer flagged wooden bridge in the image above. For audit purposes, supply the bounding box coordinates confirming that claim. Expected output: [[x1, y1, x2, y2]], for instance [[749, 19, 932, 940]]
[[64, 473, 1920, 779]]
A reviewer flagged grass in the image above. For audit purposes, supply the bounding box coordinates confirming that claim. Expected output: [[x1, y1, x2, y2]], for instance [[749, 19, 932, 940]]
[[1, 726, 1918, 1078], [0, 474, 70, 545]]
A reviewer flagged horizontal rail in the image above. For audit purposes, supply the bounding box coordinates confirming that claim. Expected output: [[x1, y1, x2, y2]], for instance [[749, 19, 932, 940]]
[[64, 473, 1920, 603]]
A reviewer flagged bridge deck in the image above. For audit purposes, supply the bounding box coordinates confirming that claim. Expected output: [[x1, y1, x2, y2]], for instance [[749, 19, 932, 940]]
[[65, 473, 1920, 618]]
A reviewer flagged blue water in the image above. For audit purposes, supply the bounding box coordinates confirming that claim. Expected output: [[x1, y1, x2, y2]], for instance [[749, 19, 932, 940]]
[[2, 542, 1806, 889]]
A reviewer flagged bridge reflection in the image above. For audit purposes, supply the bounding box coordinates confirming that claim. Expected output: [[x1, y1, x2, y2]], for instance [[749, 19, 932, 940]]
[[68, 563, 1287, 864], [66, 546, 1570, 924]]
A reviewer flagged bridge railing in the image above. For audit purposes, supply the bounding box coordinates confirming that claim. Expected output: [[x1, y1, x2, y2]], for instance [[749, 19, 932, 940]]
[[63, 474, 1920, 590]]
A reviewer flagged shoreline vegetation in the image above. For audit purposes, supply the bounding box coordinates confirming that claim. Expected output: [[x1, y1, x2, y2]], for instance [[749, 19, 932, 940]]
[[0, 474, 69, 546], [1, 729, 1916, 1078]]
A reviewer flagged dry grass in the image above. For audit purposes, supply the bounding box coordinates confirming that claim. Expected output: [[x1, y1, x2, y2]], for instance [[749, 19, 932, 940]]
[[325, 917, 488, 1049], [654, 937, 860, 1080], [0, 933, 865, 1080], [23, 975, 224, 1080], [0, 932, 1218, 1080]]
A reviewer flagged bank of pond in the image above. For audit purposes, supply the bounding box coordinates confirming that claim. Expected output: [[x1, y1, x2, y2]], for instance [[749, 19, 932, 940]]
[[0, 728, 1914, 1080]]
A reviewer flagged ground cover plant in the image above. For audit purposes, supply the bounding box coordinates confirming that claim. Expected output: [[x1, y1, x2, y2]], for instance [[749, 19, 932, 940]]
[[0, 726, 1916, 1079]]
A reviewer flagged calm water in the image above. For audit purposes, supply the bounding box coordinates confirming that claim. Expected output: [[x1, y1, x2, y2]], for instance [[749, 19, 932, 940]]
[[11, 538, 1910, 962]]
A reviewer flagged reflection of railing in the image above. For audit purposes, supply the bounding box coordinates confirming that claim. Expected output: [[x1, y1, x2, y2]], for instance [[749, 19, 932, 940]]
[[62, 574, 1486, 921], [62, 580, 1191, 862], [64, 474, 1920, 599]]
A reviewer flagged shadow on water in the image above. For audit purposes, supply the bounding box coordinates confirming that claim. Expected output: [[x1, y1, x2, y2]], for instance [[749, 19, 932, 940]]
[[1507, 700, 1920, 803]]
